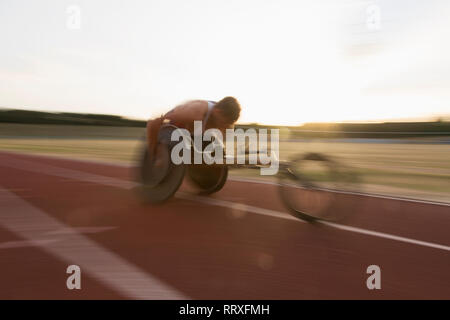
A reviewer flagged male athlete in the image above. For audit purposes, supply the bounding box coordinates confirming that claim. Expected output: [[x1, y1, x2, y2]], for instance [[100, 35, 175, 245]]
[[146, 97, 241, 157]]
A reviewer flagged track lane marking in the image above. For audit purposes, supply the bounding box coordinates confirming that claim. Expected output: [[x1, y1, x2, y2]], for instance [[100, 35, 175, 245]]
[[0, 186, 187, 299], [176, 192, 300, 222], [0, 157, 137, 189], [227, 177, 450, 207], [1, 157, 449, 253], [177, 193, 450, 252], [2, 152, 447, 207], [319, 221, 450, 252]]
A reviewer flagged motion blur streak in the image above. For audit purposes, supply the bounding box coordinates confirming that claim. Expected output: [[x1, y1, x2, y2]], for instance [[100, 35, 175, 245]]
[[180, 193, 450, 252], [0, 187, 187, 299], [0, 156, 138, 190], [1, 155, 448, 253]]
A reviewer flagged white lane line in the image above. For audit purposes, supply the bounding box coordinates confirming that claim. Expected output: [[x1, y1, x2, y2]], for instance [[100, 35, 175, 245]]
[[2, 157, 450, 252], [0, 227, 117, 249], [0, 187, 187, 299], [0, 157, 137, 190], [177, 193, 450, 252], [176, 192, 300, 222], [45, 226, 117, 235], [0, 239, 61, 249], [319, 221, 450, 252], [3, 151, 447, 207], [227, 177, 450, 207]]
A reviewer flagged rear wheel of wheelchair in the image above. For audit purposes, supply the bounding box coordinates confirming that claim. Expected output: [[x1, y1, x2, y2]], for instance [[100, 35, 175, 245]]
[[187, 164, 228, 195], [138, 126, 186, 203]]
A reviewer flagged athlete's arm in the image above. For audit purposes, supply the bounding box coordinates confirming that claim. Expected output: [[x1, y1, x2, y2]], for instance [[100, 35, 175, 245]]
[[146, 116, 165, 155]]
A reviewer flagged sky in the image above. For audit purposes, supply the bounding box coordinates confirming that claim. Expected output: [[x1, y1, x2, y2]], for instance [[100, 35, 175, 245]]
[[0, 0, 449, 125]]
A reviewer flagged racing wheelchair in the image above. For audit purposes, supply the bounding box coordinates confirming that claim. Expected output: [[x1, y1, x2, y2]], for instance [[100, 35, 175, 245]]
[[136, 125, 360, 222]]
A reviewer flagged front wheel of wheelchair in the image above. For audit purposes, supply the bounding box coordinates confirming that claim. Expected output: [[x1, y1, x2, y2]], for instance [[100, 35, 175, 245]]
[[278, 153, 361, 222]]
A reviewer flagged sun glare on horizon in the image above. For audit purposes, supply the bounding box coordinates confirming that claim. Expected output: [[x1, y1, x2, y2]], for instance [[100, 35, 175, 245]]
[[0, 0, 449, 125]]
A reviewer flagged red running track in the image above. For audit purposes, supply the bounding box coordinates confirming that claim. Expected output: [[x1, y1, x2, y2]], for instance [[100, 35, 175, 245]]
[[0, 151, 449, 299]]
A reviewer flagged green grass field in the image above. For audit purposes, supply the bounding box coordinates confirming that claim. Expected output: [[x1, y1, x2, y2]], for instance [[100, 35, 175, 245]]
[[1, 124, 449, 202]]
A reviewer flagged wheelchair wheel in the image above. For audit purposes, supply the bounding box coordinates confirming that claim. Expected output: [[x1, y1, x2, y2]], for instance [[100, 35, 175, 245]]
[[278, 153, 360, 222], [138, 126, 186, 204], [187, 164, 228, 195]]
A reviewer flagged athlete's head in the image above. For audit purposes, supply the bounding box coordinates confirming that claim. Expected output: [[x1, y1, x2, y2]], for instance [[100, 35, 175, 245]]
[[213, 96, 241, 127]]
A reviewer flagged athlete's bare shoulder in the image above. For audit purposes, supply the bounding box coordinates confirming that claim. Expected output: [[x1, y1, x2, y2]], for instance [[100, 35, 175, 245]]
[[180, 99, 208, 112], [164, 99, 208, 124]]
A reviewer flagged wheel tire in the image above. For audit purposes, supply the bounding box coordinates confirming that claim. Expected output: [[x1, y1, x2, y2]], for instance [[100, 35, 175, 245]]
[[138, 126, 186, 204], [187, 164, 228, 194], [278, 153, 342, 222]]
